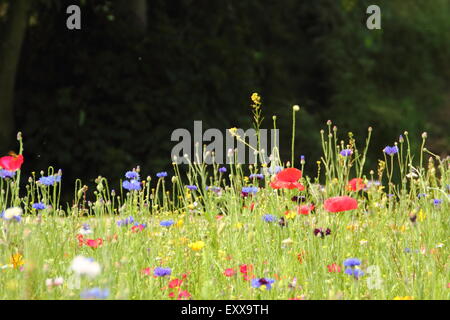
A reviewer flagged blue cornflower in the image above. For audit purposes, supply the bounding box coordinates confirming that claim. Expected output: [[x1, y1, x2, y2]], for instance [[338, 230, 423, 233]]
[[160, 220, 175, 227], [367, 180, 381, 188], [383, 146, 399, 156], [0, 169, 15, 179], [433, 199, 442, 206], [249, 173, 264, 180], [32, 202, 46, 210], [300, 155, 305, 162], [251, 278, 275, 290], [340, 149, 353, 157], [404, 248, 412, 253], [38, 175, 62, 186], [117, 216, 134, 227], [218, 167, 227, 173], [268, 166, 283, 174], [154, 267, 172, 277], [417, 193, 427, 198], [122, 179, 141, 191], [242, 186, 258, 196], [344, 268, 364, 278], [125, 171, 140, 180], [206, 186, 221, 193], [343, 258, 361, 267], [262, 214, 277, 223], [80, 288, 109, 299], [156, 172, 167, 178], [186, 185, 198, 191]]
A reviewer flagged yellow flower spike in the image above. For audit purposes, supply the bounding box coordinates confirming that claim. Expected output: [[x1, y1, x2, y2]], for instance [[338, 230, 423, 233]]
[[251, 92, 261, 105], [418, 210, 426, 222]]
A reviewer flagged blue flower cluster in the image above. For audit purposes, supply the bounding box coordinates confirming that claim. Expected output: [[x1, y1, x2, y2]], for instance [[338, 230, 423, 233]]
[[122, 170, 141, 191], [343, 258, 364, 279], [262, 214, 277, 223], [0, 169, 15, 179], [383, 145, 399, 155], [80, 288, 110, 299], [39, 175, 62, 186], [251, 278, 275, 290], [154, 267, 172, 277], [340, 149, 353, 157], [117, 216, 135, 227], [156, 172, 168, 178], [160, 220, 175, 227], [32, 202, 46, 210]]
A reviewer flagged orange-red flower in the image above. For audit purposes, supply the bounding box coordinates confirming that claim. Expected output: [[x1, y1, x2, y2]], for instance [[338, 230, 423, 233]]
[[347, 178, 366, 191], [77, 234, 103, 248], [324, 196, 358, 213], [327, 263, 342, 273], [0, 153, 24, 171], [297, 204, 314, 215], [270, 168, 305, 191]]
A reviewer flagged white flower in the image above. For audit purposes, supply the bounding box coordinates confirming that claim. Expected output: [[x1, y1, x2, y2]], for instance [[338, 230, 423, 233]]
[[46, 276, 64, 287], [78, 228, 93, 235], [70, 256, 101, 278], [53, 277, 64, 286], [3, 207, 23, 220]]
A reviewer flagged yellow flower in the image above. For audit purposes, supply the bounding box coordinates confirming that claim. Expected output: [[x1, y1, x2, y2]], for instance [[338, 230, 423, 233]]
[[251, 93, 261, 105], [234, 222, 243, 230], [393, 296, 414, 300], [285, 211, 296, 220], [176, 219, 184, 227], [10, 253, 24, 269], [418, 210, 426, 222], [188, 241, 205, 251]]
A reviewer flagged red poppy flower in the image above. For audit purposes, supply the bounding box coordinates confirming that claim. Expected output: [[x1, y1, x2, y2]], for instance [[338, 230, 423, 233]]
[[77, 234, 103, 248], [131, 224, 146, 232], [327, 263, 342, 273], [324, 196, 358, 213], [297, 204, 314, 215], [347, 178, 366, 191], [142, 267, 152, 275], [270, 168, 305, 190], [224, 268, 236, 277], [0, 154, 24, 171], [239, 264, 253, 274], [85, 238, 103, 248], [177, 290, 191, 299], [169, 278, 183, 288]]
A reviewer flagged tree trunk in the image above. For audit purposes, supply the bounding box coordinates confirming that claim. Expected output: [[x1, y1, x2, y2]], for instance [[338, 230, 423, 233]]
[[0, 0, 30, 151]]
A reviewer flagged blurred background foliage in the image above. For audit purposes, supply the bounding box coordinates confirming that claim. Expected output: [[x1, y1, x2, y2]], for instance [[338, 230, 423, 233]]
[[0, 0, 449, 200]]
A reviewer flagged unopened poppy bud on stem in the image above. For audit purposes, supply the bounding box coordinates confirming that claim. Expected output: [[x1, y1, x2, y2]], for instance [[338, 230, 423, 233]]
[[293, 105, 300, 112]]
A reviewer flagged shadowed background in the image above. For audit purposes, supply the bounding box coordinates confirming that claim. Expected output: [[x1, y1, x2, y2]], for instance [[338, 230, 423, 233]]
[[0, 0, 449, 201]]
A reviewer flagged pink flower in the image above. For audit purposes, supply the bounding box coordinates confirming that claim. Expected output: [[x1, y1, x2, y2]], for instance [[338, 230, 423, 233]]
[[224, 268, 236, 277]]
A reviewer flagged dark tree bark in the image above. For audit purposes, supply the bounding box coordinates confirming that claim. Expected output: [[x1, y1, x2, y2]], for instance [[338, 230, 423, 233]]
[[0, 0, 30, 151]]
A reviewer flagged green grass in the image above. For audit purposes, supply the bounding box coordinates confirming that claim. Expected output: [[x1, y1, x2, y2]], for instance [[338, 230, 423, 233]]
[[0, 101, 448, 300]]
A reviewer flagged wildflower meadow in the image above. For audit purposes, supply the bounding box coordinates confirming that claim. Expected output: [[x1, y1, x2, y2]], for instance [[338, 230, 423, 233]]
[[0, 94, 448, 300]]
